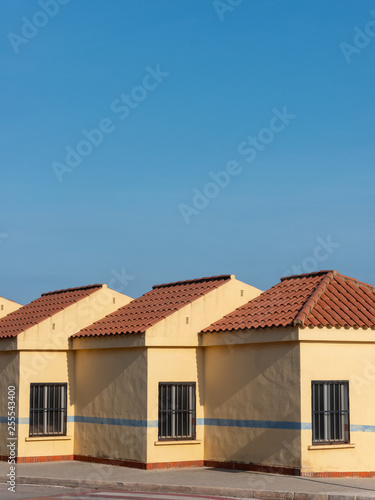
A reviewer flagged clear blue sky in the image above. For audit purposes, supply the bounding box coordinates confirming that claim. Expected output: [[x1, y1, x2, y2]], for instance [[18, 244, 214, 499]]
[[1, 0, 374, 304]]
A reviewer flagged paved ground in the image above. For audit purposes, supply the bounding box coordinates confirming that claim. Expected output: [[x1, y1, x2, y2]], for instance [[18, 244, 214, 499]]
[[26, 491, 251, 500], [0, 461, 375, 499], [0, 486, 246, 500]]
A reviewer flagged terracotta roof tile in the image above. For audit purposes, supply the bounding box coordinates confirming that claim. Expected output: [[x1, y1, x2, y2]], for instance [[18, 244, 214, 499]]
[[73, 275, 232, 338], [0, 285, 103, 339], [203, 271, 375, 332]]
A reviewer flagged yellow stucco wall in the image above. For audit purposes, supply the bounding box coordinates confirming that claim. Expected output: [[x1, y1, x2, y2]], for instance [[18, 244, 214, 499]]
[[203, 341, 301, 468], [0, 352, 19, 456], [147, 347, 204, 464], [300, 336, 375, 473], [0, 297, 22, 319], [17, 350, 74, 458], [74, 347, 147, 463]]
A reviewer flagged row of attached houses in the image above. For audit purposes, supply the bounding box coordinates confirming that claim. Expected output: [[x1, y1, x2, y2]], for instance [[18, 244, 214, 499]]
[[0, 270, 375, 477]]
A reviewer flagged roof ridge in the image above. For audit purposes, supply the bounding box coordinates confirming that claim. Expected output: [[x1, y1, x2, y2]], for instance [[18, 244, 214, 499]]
[[335, 273, 375, 292], [41, 284, 103, 297], [73, 275, 235, 339], [152, 274, 233, 289], [280, 270, 335, 281], [293, 271, 337, 326]]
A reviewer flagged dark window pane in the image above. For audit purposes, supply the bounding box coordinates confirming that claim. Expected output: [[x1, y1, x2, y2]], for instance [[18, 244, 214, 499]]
[[29, 384, 67, 437], [158, 383, 196, 440], [312, 381, 349, 445]]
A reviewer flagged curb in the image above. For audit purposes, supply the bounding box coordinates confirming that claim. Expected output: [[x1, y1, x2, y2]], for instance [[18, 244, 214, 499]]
[[1, 476, 375, 500]]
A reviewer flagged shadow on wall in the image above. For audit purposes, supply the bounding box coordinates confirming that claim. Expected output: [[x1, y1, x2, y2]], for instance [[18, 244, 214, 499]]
[[204, 414, 301, 468], [67, 348, 75, 409], [204, 341, 300, 417], [196, 346, 204, 408], [72, 346, 148, 463], [74, 347, 147, 412]]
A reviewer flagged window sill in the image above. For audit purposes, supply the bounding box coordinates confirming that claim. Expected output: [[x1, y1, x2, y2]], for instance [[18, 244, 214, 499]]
[[155, 440, 202, 446], [308, 443, 355, 450], [25, 435, 72, 442]]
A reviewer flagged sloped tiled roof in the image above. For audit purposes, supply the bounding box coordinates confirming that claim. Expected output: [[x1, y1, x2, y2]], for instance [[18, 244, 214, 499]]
[[0, 285, 103, 339], [73, 275, 233, 338], [203, 271, 375, 332]]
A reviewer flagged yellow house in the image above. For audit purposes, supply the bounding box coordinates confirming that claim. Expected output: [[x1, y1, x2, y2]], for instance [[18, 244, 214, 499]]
[[203, 270, 375, 477], [1, 270, 375, 477], [0, 296, 22, 318], [71, 274, 260, 468], [0, 284, 132, 462]]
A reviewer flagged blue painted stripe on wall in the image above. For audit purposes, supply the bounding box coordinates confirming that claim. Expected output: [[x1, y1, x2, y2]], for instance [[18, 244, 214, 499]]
[[148, 420, 158, 427], [351, 424, 375, 433], [0, 417, 29, 424], [72, 416, 309, 430], [3, 416, 374, 433], [73, 416, 158, 427], [201, 418, 311, 430], [0, 416, 311, 430]]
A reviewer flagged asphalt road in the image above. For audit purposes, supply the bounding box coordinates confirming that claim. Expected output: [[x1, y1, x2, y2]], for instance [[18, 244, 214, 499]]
[[0, 482, 89, 499]]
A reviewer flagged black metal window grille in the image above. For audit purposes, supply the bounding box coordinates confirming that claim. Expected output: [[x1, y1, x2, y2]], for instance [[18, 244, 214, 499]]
[[158, 383, 196, 440], [312, 381, 349, 444], [29, 383, 67, 437]]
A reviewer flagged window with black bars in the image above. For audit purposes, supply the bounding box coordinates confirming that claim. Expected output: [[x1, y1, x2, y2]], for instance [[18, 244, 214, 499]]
[[29, 383, 67, 437], [312, 381, 350, 444], [158, 383, 196, 440]]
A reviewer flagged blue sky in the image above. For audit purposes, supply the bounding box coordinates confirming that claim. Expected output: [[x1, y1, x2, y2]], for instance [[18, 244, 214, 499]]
[[1, 0, 374, 304]]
